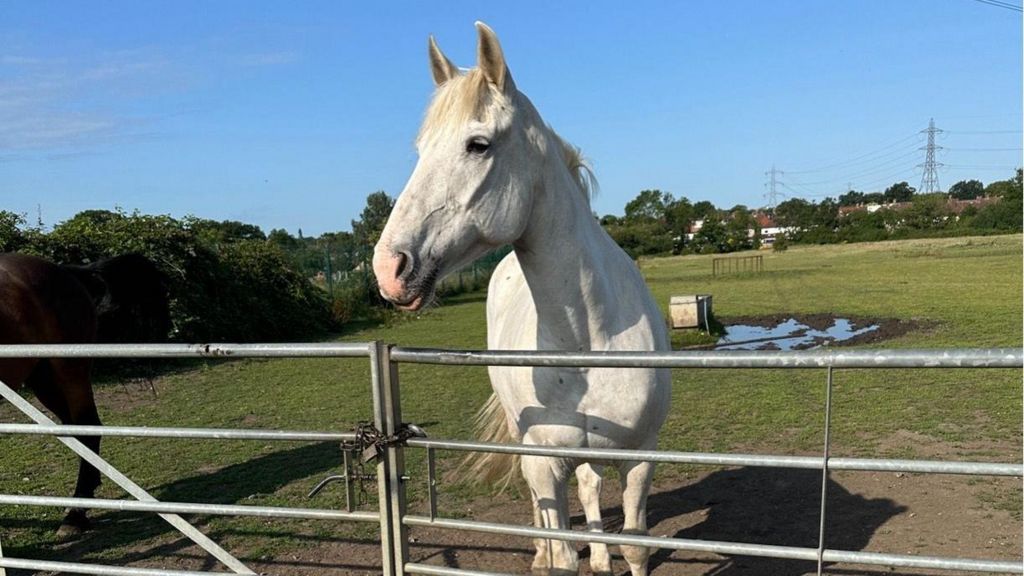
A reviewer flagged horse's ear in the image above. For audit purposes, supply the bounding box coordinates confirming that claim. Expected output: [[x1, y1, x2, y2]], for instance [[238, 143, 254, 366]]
[[475, 21, 513, 93], [428, 35, 459, 86]]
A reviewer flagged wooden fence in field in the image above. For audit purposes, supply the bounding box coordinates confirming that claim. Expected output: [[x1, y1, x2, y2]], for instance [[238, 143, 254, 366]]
[[712, 254, 763, 276]]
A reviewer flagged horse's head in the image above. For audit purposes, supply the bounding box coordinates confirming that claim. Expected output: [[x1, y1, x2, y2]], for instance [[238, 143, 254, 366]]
[[373, 22, 544, 310], [66, 254, 172, 343]]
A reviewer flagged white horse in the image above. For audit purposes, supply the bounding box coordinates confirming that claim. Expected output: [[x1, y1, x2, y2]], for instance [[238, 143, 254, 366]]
[[373, 23, 671, 576]]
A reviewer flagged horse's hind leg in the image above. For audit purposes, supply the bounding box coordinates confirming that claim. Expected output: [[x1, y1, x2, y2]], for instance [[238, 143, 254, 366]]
[[521, 454, 578, 575], [617, 460, 656, 576], [576, 463, 611, 575], [29, 359, 101, 536]]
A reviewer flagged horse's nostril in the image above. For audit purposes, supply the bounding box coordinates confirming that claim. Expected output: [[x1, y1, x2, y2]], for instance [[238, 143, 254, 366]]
[[395, 251, 410, 279]]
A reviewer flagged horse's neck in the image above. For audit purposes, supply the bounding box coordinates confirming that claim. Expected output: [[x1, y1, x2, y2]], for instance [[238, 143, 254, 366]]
[[513, 154, 629, 351]]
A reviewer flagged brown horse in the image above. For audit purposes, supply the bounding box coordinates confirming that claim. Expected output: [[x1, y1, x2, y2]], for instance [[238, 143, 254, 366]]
[[0, 252, 169, 535]]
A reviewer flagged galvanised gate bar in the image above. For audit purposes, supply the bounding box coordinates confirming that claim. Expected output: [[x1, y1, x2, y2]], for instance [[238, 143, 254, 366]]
[[0, 343, 1020, 575]]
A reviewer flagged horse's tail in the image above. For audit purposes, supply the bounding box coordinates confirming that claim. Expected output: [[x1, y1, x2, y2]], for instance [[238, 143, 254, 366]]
[[457, 392, 520, 491]]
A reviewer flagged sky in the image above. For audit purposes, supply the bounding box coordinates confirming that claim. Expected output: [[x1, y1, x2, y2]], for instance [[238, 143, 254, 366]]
[[2, 0, 1021, 236]]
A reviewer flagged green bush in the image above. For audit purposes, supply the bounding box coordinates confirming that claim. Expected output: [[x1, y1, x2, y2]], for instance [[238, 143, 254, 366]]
[[16, 209, 333, 342], [329, 278, 382, 325]]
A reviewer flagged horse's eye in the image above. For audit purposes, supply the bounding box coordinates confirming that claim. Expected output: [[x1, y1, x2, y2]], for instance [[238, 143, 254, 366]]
[[466, 137, 490, 155]]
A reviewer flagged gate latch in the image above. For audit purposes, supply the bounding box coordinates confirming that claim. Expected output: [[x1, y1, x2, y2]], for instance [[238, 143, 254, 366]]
[[306, 422, 427, 507]]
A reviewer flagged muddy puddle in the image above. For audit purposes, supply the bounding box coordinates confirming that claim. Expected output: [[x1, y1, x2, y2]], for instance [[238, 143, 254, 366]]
[[715, 314, 915, 350]]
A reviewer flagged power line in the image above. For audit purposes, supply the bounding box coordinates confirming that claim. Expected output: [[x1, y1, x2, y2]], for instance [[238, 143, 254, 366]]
[[785, 141, 922, 179], [945, 147, 1023, 151], [786, 160, 920, 196], [856, 168, 921, 190], [945, 164, 1021, 170], [945, 129, 1023, 134], [767, 119, 1019, 205], [969, 0, 1023, 12], [785, 132, 922, 174], [787, 148, 922, 186], [780, 181, 820, 196]]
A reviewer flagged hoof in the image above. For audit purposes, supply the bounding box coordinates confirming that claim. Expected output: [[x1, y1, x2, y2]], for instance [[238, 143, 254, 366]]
[[588, 557, 613, 575], [531, 554, 580, 576], [57, 509, 91, 539], [584, 543, 612, 575]]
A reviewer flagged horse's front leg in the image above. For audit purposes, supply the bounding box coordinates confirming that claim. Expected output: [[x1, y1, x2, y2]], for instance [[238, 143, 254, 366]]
[[576, 463, 611, 575], [618, 460, 656, 576], [521, 453, 578, 575]]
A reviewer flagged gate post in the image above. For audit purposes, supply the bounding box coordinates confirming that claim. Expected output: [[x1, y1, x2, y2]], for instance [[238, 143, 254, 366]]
[[371, 341, 409, 576], [816, 366, 834, 576]]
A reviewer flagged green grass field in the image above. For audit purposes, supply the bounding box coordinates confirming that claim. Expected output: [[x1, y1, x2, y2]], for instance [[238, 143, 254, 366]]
[[1, 234, 1020, 568]]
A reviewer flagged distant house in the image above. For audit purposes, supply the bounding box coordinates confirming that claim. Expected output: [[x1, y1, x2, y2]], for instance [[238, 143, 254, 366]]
[[946, 196, 1001, 214], [685, 213, 797, 246], [752, 211, 796, 245], [684, 219, 705, 241], [837, 196, 1000, 218], [837, 201, 900, 216]]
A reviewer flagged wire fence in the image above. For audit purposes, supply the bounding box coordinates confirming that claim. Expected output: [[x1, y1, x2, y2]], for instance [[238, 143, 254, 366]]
[[0, 343, 1020, 576]]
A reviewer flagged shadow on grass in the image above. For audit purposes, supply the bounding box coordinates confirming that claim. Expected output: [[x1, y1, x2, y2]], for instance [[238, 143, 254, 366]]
[[8, 441, 342, 568], [577, 466, 906, 576], [437, 292, 488, 306], [7, 462, 908, 575]]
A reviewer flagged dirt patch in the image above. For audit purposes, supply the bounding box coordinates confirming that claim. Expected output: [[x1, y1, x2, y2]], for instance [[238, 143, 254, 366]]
[[76, 467, 1020, 576], [717, 313, 926, 350], [92, 379, 163, 414], [869, 428, 1020, 462]]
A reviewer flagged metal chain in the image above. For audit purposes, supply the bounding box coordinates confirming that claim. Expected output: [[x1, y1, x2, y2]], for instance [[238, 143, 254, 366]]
[[352, 421, 427, 463], [309, 421, 426, 505]]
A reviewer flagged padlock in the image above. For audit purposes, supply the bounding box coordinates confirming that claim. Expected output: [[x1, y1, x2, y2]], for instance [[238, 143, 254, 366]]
[[361, 444, 380, 463]]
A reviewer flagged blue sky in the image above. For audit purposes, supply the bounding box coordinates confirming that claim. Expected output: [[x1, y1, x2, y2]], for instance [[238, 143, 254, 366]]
[[2, 1, 1021, 236]]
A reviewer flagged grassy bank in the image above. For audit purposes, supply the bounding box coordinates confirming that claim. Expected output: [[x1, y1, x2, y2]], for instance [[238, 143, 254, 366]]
[[0, 234, 1020, 568]]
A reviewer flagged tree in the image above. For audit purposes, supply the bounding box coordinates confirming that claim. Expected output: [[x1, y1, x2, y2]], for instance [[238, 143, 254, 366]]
[[883, 181, 915, 203], [774, 198, 814, 229], [267, 228, 300, 251], [692, 200, 719, 222], [188, 218, 266, 244], [863, 192, 885, 204], [815, 198, 839, 228], [948, 179, 985, 200], [903, 193, 952, 230], [984, 169, 1023, 202], [320, 231, 359, 274], [604, 220, 672, 258], [0, 211, 26, 252], [624, 189, 670, 223], [836, 210, 887, 243], [663, 196, 693, 253], [974, 169, 1023, 231], [724, 208, 756, 251], [351, 190, 396, 251], [838, 190, 865, 207], [689, 218, 728, 254]]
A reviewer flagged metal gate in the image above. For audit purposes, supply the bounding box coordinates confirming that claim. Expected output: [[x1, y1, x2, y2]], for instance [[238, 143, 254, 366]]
[[0, 343, 1020, 575]]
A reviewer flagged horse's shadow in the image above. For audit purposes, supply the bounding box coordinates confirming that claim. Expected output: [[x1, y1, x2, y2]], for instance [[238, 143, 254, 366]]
[[14, 442, 343, 567], [581, 466, 906, 576]]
